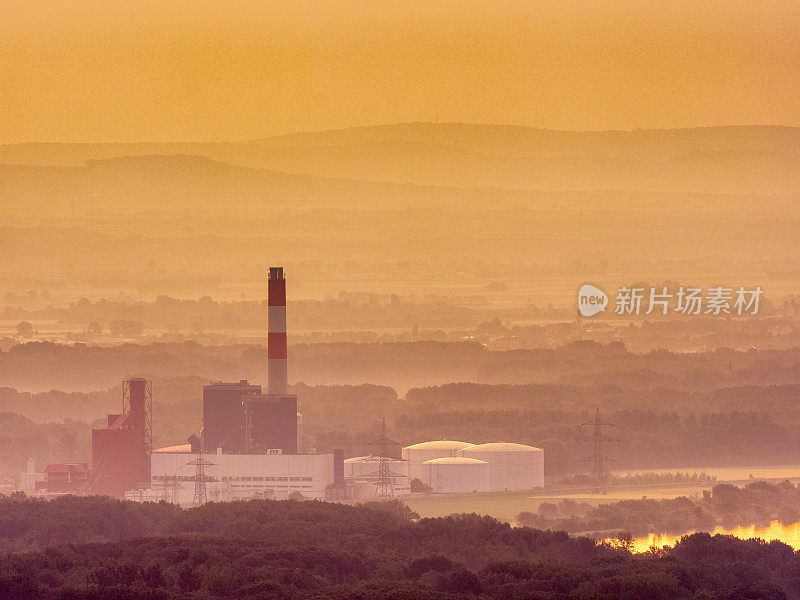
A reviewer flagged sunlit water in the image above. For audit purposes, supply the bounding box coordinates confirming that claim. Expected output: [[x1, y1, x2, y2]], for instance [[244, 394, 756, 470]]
[[630, 521, 800, 553]]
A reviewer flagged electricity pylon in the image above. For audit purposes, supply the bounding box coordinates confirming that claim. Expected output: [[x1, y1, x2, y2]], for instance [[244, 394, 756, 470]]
[[185, 441, 215, 505], [371, 419, 398, 500], [580, 408, 619, 494]]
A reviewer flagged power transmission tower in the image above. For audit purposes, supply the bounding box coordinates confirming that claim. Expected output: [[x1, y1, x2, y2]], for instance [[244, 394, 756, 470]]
[[580, 408, 619, 494], [161, 474, 181, 504], [185, 441, 214, 505], [371, 419, 397, 500]]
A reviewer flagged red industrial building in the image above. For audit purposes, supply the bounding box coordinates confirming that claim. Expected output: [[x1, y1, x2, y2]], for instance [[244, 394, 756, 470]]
[[42, 463, 89, 493], [91, 378, 152, 497]]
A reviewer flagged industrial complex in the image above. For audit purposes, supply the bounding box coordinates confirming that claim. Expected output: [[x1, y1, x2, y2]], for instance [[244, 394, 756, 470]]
[[22, 266, 544, 504]]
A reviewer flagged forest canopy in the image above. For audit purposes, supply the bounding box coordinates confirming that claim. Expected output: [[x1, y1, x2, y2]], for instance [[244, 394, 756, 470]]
[[0, 495, 797, 599]]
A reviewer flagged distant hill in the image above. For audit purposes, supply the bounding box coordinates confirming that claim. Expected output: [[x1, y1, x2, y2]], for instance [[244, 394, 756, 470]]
[[2, 123, 799, 193], [1, 153, 539, 218]]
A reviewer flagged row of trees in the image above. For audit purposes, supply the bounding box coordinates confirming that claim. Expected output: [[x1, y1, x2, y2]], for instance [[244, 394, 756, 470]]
[[0, 495, 796, 599], [5, 338, 800, 396]]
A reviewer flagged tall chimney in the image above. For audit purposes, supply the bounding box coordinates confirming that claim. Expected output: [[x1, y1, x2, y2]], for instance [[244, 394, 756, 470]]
[[268, 266, 288, 395]]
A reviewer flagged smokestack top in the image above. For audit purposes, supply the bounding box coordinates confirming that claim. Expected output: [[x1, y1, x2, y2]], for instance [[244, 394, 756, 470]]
[[268, 266, 288, 395]]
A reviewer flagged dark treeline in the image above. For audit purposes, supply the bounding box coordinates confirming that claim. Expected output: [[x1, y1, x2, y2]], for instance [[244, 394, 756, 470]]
[[5, 372, 800, 476], [0, 495, 799, 599], [391, 409, 791, 475], [0, 340, 487, 391], [405, 380, 800, 414], [6, 339, 800, 392], [2, 405, 795, 480], [0, 414, 90, 479], [0, 387, 118, 424], [518, 481, 800, 538], [5, 341, 800, 478]]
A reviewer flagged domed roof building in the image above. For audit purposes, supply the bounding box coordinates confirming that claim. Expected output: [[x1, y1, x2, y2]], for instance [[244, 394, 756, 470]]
[[402, 441, 475, 481], [460, 442, 543, 491]]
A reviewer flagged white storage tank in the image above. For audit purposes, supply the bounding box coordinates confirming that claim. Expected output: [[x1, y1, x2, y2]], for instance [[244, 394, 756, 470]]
[[343, 455, 410, 497], [402, 440, 474, 482], [420, 457, 489, 493], [460, 442, 544, 491]]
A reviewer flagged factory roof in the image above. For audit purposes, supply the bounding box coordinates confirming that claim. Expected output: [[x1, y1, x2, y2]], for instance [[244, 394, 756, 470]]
[[403, 440, 474, 450], [462, 442, 543, 452], [421, 457, 488, 465], [107, 412, 131, 430], [204, 380, 261, 390]]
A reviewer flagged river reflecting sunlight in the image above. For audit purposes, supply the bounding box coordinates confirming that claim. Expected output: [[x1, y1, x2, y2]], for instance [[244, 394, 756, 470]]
[[631, 520, 800, 553]]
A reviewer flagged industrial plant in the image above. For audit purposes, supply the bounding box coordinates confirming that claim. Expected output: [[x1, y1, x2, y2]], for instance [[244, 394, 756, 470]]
[[22, 267, 545, 504]]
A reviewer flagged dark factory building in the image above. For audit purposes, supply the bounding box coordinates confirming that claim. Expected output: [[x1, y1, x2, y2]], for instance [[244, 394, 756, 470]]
[[202, 380, 261, 453], [245, 394, 298, 454], [203, 381, 299, 455]]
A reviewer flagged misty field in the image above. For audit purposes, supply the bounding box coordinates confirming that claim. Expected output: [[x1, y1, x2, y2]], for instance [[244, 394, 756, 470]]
[[403, 468, 800, 524]]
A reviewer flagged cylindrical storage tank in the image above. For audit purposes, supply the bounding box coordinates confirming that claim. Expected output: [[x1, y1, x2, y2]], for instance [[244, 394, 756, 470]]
[[402, 441, 474, 482], [460, 443, 544, 491], [419, 457, 489, 493]]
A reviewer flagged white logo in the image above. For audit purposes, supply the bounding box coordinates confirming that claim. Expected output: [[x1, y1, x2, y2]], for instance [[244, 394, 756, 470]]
[[577, 284, 762, 317], [578, 284, 608, 317]]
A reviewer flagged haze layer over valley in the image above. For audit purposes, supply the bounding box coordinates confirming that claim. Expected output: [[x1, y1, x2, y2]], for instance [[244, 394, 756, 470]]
[[3, 124, 799, 309]]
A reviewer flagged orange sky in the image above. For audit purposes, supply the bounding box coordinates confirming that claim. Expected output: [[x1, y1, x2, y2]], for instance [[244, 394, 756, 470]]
[[1, 0, 798, 142]]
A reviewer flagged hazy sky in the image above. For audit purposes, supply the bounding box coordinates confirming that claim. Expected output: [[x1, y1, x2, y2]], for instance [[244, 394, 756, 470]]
[[2, 0, 799, 142]]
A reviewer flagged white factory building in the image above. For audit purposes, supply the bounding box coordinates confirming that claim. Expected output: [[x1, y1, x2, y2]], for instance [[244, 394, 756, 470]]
[[130, 439, 543, 504], [144, 448, 334, 504], [404, 440, 544, 493]]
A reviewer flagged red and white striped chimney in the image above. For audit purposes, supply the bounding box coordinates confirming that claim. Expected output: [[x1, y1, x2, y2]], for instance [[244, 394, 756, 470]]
[[267, 266, 288, 395]]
